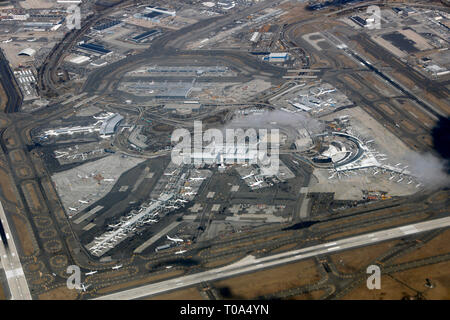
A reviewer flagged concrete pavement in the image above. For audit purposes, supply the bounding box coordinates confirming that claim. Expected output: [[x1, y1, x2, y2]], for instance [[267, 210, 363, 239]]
[[0, 201, 32, 300], [95, 216, 450, 300]]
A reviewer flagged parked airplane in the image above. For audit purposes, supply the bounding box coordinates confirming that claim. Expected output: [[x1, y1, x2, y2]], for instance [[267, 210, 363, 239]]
[[79, 283, 91, 292], [164, 170, 177, 176], [112, 264, 122, 270], [85, 271, 97, 276], [250, 180, 263, 187], [241, 171, 254, 179], [167, 235, 183, 243], [2, 39, 12, 43], [69, 207, 78, 211]]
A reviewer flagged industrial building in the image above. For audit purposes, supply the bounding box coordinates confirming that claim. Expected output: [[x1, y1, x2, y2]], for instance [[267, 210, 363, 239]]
[[92, 19, 122, 32], [263, 52, 289, 63], [78, 43, 112, 56], [131, 29, 161, 43]]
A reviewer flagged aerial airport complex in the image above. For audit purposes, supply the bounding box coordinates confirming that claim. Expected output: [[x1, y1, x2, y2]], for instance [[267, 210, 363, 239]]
[[0, 0, 448, 301]]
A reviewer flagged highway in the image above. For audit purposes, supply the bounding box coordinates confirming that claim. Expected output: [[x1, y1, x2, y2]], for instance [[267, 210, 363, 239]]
[[95, 216, 450, 300], [0, 201, 32, 300]]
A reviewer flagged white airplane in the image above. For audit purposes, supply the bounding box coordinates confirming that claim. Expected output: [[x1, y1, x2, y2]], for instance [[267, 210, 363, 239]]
[[407, 180, 413, 185], [112, 264, 122, 270], [69, 207, 78, 211], [184, 192, 195, 196], [78, 200, 89, 204], [415, 183, 422, 188], [292, 160, 299, 165], [79, 283, 91, 292], [242, 171, 254, 179], [250, 180, 263, 187], [175, 199, 188, 203], [2, 38, 12, 43], [108, 223, 121, 228], [397, 178, 403, 183], [389, 175, 395, 181], [85, 270, 97, 276], [143, 219, 157, 224], [175, 249, 187, 255], [167, 235, 183, 243]]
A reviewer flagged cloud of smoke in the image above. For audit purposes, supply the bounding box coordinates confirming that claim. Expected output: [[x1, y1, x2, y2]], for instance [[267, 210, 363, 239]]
[[404, 152, 450, 188]]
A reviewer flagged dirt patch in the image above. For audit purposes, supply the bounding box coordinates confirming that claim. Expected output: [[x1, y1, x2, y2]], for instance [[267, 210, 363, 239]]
[[342, 260, 450, 300], [96, 269, 185, 295], [330, 240, 400, 274], [0, 168, 18, 203], [38, 286, 79, 300], [22, 181, 46, 214], [270, 242, 299, 254], [9, 149, 24, 163], [213, 259, 321, 299], [11, 214, 36, 256], [147, 287, 204, 300], [286, 289, 327, 300], [392, 229, 450, 264], [0, 283, 6, 300]]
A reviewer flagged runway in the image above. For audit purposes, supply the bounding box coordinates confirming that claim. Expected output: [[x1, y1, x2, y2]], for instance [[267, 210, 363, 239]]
[[95, 216, 450, 300], [0, 201, 32, 300]]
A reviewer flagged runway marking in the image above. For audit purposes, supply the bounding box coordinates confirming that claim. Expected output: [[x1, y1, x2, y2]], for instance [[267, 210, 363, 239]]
[[324, 242, 337, 247], [400, 225, 418, 235], [5, 268, 24, 279]]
